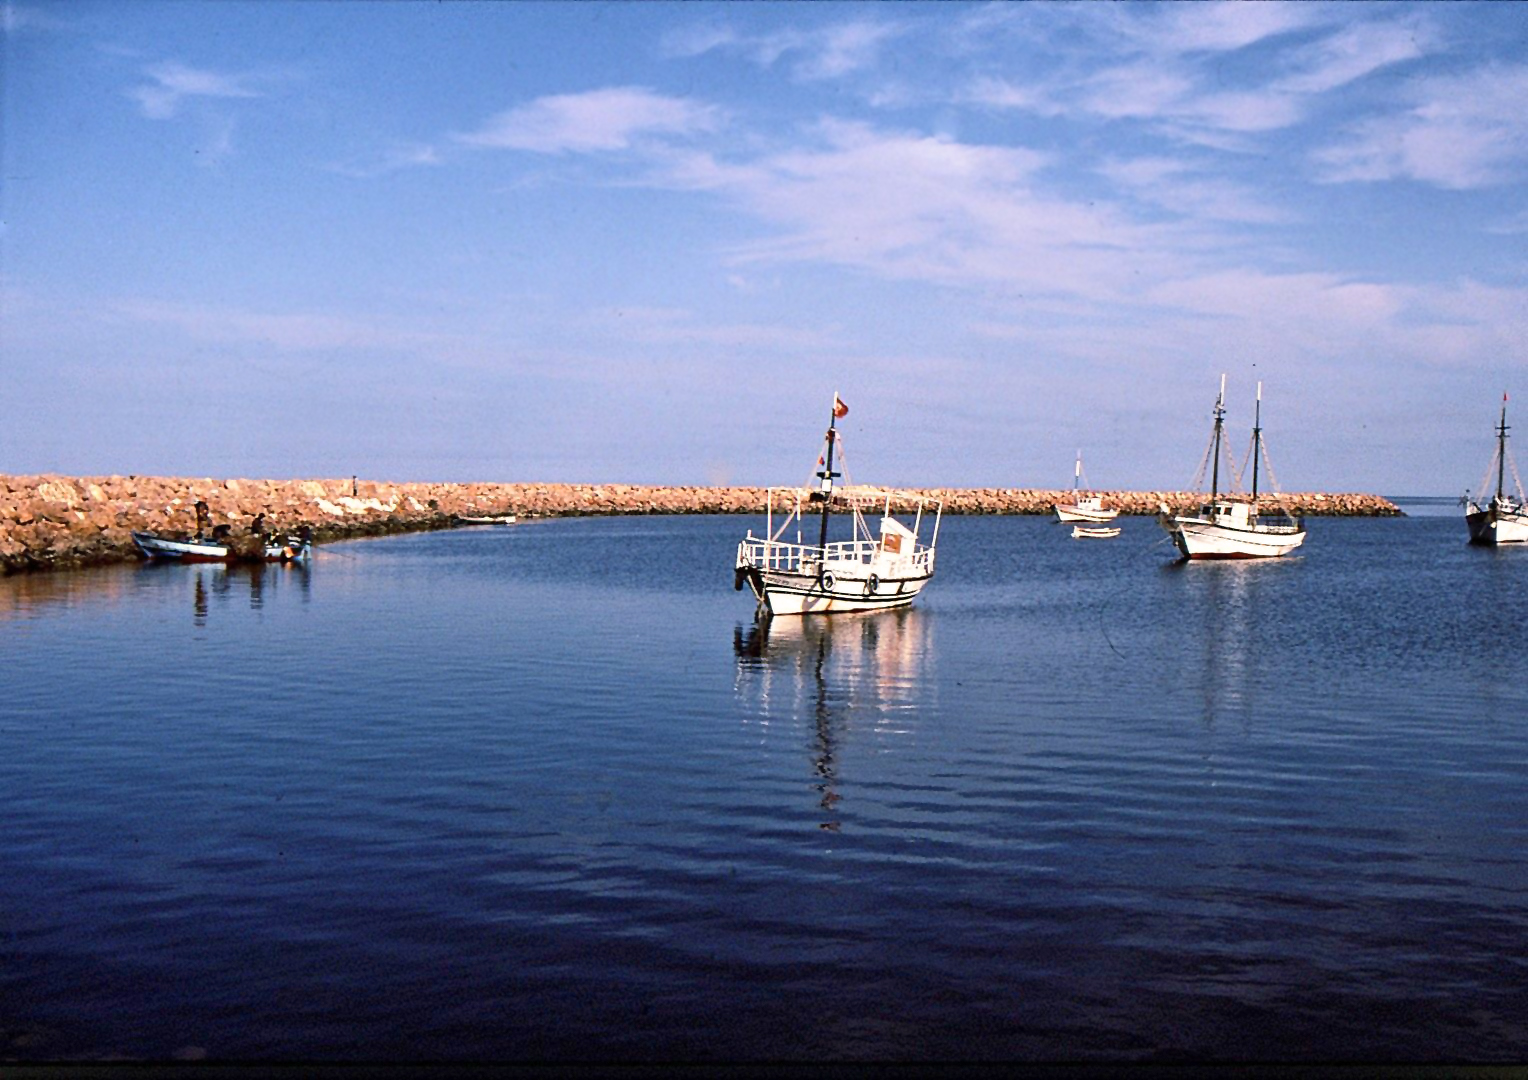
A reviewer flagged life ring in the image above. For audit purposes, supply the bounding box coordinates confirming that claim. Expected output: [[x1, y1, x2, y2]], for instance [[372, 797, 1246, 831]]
[[865, 574, 879, 596], [820, 571, 836, 592]]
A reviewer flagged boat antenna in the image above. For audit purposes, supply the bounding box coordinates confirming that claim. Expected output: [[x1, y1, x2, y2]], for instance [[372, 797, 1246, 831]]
[[817, 392, 846, 551], [1210, 373, 1226, 500], [1074, 451, 1082, 493], [1250, 381, 1262, 506]]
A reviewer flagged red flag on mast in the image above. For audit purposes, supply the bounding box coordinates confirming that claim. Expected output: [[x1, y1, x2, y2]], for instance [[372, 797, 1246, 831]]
[[832, 393, 849, 418]]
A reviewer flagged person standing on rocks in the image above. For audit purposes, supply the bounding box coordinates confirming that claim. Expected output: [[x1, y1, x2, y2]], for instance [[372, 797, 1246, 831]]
[[194, 500, 211, 538]]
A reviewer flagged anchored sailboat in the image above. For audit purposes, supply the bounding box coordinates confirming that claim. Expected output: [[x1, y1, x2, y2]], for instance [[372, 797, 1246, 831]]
[[1052, 452, 1118, 523], [733, 394, 942, 616], [1158, 376, 1306, 559], [1464, 394, 1528, 545]]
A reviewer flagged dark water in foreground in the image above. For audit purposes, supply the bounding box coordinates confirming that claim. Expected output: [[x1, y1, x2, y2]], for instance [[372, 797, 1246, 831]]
[[3, 512, 1527, 1063]]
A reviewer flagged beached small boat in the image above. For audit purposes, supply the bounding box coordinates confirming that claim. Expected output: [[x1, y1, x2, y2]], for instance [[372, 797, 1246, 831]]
[[1463, 394, 1528, 545], [132, 529, 313, 564], [1071, 525, 1120, 539], [456, 514, 517, 526], [1158, 377, 1305, 559], [734, 395, 942, 616], [1053, 452, 1118, 523]]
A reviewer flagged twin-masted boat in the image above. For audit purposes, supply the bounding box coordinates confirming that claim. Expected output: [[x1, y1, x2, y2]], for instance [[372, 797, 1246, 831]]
[[734, 395, 942, 616], [1464, 394, 1528, 545], [1052, 452, 1118, 524], [1158, 376, 1306, 559]]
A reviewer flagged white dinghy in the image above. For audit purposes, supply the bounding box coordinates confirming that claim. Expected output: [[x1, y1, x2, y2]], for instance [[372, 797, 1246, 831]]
[[734, 395, 942, 616]]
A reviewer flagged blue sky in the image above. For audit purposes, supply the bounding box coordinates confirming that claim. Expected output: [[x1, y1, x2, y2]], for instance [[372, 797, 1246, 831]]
[[3, 1, 1525, 495]]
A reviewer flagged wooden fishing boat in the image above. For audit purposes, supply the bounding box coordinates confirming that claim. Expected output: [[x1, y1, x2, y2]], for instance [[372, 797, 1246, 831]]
[[132, 529, 313, 564], [1071, 525, 1120, 539], [1158, 376, 1305, 559], [1464, 394, 1528, 545], [456, 514, 517, 526], [734, 395, 942, 616]]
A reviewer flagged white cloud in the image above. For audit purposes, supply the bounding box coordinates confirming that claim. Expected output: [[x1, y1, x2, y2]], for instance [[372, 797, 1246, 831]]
[[109, 299, 446, 354], [1275, 18, 1430, 94], [1313, 63, 1528, 188], [128, 61, 262, 120], [455, 87, 721, 154], [662, 17, 902, 81], [1099, 156, 1291, 224], [1134, 2, 1320, 56], [650, 120, 1201, 304], [327, 141, 443, 179], [795, 21, 903, 81]]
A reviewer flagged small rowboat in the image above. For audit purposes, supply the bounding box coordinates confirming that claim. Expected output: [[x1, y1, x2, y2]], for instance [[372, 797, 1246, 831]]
[[132, 530, 313, 564], [456, 514, 517, 526], [1071, 525, 1120, 539]]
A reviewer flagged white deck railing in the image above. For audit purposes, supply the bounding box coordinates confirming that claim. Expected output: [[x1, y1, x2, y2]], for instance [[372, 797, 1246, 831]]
[[738, 536, 934, 577]]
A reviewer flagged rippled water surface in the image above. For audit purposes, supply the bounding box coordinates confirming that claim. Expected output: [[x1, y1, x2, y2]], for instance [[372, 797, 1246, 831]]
[[4, 512, 1527, 1062]]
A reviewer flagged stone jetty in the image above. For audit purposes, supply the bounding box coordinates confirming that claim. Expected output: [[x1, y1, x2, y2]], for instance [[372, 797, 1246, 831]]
[[0, 473, 1401, 574]]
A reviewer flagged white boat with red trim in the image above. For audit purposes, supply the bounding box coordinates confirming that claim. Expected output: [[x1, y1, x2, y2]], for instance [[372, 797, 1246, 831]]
[[734, 396, 942, 616]]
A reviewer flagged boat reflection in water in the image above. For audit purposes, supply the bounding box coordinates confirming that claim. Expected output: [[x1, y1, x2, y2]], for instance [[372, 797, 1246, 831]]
[[144, 559, 312, 626], [733, 607, 934, 831]]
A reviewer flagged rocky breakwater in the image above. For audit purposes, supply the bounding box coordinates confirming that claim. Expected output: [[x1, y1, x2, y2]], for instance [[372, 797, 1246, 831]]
[[0, 474, 1400, 575], [909, 488, 1402, 517]]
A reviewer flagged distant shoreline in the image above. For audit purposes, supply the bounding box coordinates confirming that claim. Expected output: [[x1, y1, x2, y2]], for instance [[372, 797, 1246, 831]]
[[1, 474, 1403, 575]]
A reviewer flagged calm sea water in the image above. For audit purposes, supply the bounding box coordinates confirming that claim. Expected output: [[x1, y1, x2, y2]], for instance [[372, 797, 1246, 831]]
[[3, 509, 1526, 1063]]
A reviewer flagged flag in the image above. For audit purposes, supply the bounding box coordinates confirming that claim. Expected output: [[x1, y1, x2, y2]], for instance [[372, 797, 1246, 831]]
[[832, 393, 849, 418]]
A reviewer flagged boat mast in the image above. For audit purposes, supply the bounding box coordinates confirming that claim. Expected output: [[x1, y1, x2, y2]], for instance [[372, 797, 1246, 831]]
[[817, 395, 842, 551], [1210, 374, 1226, 500], [1497, 394, 1510, 502], [1250, 381, 1262, 506], [1074, 452, 1082, 494]]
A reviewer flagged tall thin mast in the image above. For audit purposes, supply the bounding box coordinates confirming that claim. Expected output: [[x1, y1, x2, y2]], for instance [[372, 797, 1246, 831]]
[[1497, 394, 1510, 501], [1074, 452, 1082, 493], [817, 396, 842, 551], [1210, 374, 1226, 500], [1251, 381, 1263, 505]]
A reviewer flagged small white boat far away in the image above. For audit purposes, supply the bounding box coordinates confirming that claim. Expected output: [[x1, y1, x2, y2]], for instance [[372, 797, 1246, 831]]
[[1071, 525, 1120, 539], [1052, 452, 1118, 523]]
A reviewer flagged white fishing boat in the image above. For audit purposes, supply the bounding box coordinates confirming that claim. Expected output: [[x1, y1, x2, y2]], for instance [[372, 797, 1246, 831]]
[[1464, 394, 1528, 545], [734, 395, 942, 616], [1053, 452, 1118, 523], [1071, 525, 1120, 539], [1158, 376, 1306, 560]]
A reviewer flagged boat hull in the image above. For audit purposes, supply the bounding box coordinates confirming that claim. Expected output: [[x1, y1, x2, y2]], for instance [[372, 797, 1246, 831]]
[[1071, 526, 1120, 539], [1466, 505, 1528, 545], [1166, 518, 1305, 559], [1053, 504, 1118, 523], [739, 566, 929, 615]]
